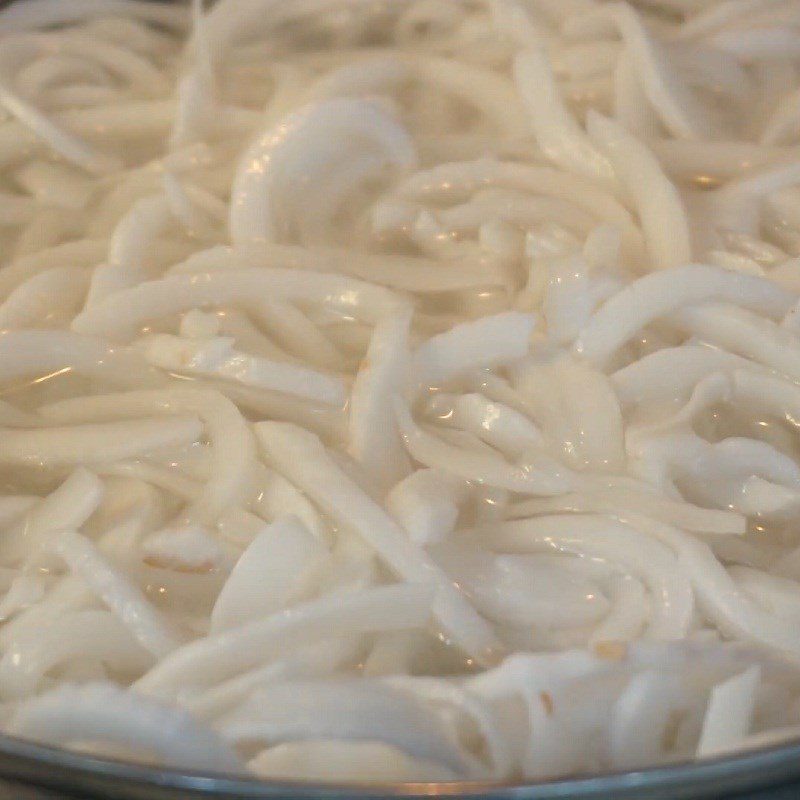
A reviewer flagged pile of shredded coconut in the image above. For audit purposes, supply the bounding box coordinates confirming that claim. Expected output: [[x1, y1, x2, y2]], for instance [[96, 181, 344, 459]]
[[0, 0, 800, 784]]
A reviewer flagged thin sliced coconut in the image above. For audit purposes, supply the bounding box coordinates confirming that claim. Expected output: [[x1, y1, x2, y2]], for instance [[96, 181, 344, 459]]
[[210, 517, 328, 633], [255, 421, 503, 666]]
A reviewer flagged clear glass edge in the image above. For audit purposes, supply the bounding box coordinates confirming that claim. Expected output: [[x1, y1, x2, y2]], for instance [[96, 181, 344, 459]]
[[0, 732, 799, 799]]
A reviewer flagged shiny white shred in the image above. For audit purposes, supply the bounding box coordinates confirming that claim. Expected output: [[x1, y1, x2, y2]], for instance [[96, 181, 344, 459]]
[[0, 468, 104, 564], [478, 515, 694, 640], [412, 311, 536, 390], [514, 48, 615, 185], [142, 525, 225, 572], [386, 468, 468, 546], [393, 396, 572, 496], [575, 264, 794, 363], [137, 333, 348, 406], [229, 97, 417, 246], [587, 111, 692, 271], [510, 358, 626, 472], [348, 306, 413, 494], [47, 530, 183, 659], [248, 739, 457, 783], [427, 392, 545, 460], [254, 421, 503, 665], [219, 679, 476, 776], [0, 415, 203, 466], [697, 666, 762, 756], [135, 583, 436, 697], [210, 517, 327, 633], [1, 0, 800, 785], [8, 682, 242, 773]]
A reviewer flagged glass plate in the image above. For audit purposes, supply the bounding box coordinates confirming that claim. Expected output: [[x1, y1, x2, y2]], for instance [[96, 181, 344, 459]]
[[0, 732, 799, 799], [0, 2, 798, 799]]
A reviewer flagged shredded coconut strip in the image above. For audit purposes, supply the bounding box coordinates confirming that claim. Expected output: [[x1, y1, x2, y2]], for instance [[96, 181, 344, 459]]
[[256, 421, 503, 666], [71, 269, 402, 339], [9, 682, 242, 773], [39, 388, 256, 524], [479, 515, 694, 640], [135, 584, 436, 696], [49, 530, 182, 658], [575, 264, 793, 363]]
